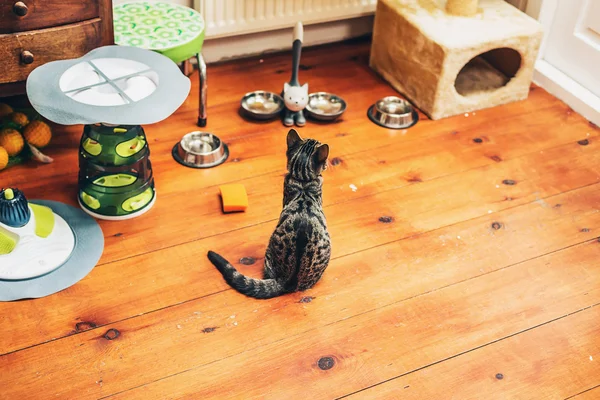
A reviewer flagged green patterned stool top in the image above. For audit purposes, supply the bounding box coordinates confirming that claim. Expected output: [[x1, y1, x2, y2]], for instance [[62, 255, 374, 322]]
[[114, 1, 205, 63]]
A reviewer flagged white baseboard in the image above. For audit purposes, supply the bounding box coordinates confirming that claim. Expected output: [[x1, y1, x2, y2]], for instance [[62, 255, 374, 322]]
[[533, 60, 600, 126], [201, 16, 374, 64]]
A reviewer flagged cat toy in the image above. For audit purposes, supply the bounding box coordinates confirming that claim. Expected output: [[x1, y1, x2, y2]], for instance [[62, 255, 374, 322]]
[[25, 45, 190, 220], [282, 22, 309, 127], [0, 187, 104, 301], [0, 188, 74, 273]]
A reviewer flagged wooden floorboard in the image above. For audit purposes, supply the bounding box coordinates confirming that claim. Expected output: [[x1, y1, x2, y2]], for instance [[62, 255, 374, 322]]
[[2, 134, 599, 355], [0, 40, 599, 399], [104, 238, 600, 399], [341, 305, 600, 400]]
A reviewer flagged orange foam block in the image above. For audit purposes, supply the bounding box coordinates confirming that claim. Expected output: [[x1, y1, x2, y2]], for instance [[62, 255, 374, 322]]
[[218, 184, 248, 213]]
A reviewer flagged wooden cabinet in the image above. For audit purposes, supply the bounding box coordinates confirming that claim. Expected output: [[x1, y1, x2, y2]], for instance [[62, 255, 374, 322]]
[[0, 0, 114, 97]]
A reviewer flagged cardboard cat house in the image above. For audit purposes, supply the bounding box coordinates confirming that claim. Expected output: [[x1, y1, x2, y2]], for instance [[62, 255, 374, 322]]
[[369, 0, 544, 120]]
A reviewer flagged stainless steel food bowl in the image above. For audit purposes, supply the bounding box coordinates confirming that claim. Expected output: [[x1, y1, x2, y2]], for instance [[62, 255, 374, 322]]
[[305, 92, 347, 121], [240, 90, 284, 120], [367, 96, 419, 129], [172, 132, 229, 168]]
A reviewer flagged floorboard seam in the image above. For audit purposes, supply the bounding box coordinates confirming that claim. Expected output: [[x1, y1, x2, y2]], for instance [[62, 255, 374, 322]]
[[564, 383, 600, 400], [0, 289, 230, 357]]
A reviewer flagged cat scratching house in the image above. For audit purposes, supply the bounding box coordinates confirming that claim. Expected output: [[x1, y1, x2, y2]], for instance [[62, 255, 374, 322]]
[[369, 0, 544, 120]]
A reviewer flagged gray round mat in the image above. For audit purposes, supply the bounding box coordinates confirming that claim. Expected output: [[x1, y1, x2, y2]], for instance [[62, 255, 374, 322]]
[[0, 200, 104, 301]]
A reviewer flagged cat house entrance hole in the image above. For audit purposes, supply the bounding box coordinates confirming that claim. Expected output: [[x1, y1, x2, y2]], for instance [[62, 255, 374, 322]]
[[454, 48, 522, 97]]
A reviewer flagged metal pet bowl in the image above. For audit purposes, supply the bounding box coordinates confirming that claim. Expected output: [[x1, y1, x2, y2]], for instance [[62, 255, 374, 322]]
[[305, 92, 347, 121], [172, 132, 229, 169], [367, 96, 419, 129], [240, 90, 284, 120]]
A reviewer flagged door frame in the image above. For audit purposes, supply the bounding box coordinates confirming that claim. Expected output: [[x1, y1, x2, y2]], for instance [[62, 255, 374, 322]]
[[529, 0, 600, 126]]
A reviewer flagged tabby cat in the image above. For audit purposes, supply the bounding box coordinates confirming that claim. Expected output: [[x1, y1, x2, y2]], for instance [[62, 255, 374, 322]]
[[207, 129, 331, 299]]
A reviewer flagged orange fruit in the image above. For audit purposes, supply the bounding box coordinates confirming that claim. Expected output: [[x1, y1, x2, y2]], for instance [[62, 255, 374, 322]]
[[0, 128, 24, 156], [9, 112, 29, 127], [23, 120, 52, 148], [0, 103, 13, 119], [0, 146, 8, 170]]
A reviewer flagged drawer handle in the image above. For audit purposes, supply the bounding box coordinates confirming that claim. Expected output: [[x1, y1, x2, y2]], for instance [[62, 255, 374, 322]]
[[21, 50, 34, 65], [13, 1, 28, 17]]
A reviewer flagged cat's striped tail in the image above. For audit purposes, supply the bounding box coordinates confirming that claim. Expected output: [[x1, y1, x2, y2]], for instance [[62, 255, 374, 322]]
[[207, 251, 286, 299]]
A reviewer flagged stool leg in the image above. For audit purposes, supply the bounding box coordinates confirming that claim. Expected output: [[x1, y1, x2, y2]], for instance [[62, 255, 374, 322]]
[[182, 59, 193, 76], [197, 53, 207, 127]]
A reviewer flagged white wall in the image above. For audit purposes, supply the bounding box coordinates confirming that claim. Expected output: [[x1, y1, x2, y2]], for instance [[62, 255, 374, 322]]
[[113, 0, 532, 20], [111, 0, 537, 63], [113, 0, 192, 6]]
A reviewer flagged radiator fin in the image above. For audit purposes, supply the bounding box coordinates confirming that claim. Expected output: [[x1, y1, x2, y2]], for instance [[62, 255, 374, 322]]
[[194, 0, 376, 39]]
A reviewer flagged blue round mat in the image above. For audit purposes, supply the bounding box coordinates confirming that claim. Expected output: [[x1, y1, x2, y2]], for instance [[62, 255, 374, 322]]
[[0, 200, 104, 301]]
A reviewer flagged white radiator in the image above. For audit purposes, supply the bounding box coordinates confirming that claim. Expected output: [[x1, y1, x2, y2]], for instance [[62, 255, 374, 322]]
[[193, 0, 377, 39]]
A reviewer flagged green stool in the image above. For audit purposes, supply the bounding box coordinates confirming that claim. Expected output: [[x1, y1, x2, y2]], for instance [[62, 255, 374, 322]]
[[113, 1, 208, 126]]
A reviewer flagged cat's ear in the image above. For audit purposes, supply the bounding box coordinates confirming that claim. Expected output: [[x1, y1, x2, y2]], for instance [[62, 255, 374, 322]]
[[301, 83, 309, 93], [284, 82, 290, 93], [315, 144, 329, 165], [287, 129, 303, 149]]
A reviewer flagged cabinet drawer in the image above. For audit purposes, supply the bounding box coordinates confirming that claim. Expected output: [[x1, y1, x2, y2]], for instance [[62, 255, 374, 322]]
[[0, 0, 99, 34], [0, 19, 104, 84]]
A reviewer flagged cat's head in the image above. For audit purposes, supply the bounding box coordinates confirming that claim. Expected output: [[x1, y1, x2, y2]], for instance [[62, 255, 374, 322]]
[[283, 82, 309, 112], [286, 129, 329, 181]]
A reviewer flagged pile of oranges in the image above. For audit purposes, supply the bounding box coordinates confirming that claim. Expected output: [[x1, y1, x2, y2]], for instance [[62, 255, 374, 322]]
[[0, 103, 52, 171]]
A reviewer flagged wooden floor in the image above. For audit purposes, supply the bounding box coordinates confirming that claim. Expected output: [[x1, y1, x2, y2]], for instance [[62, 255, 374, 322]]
[[1, 39, 600, 399]]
